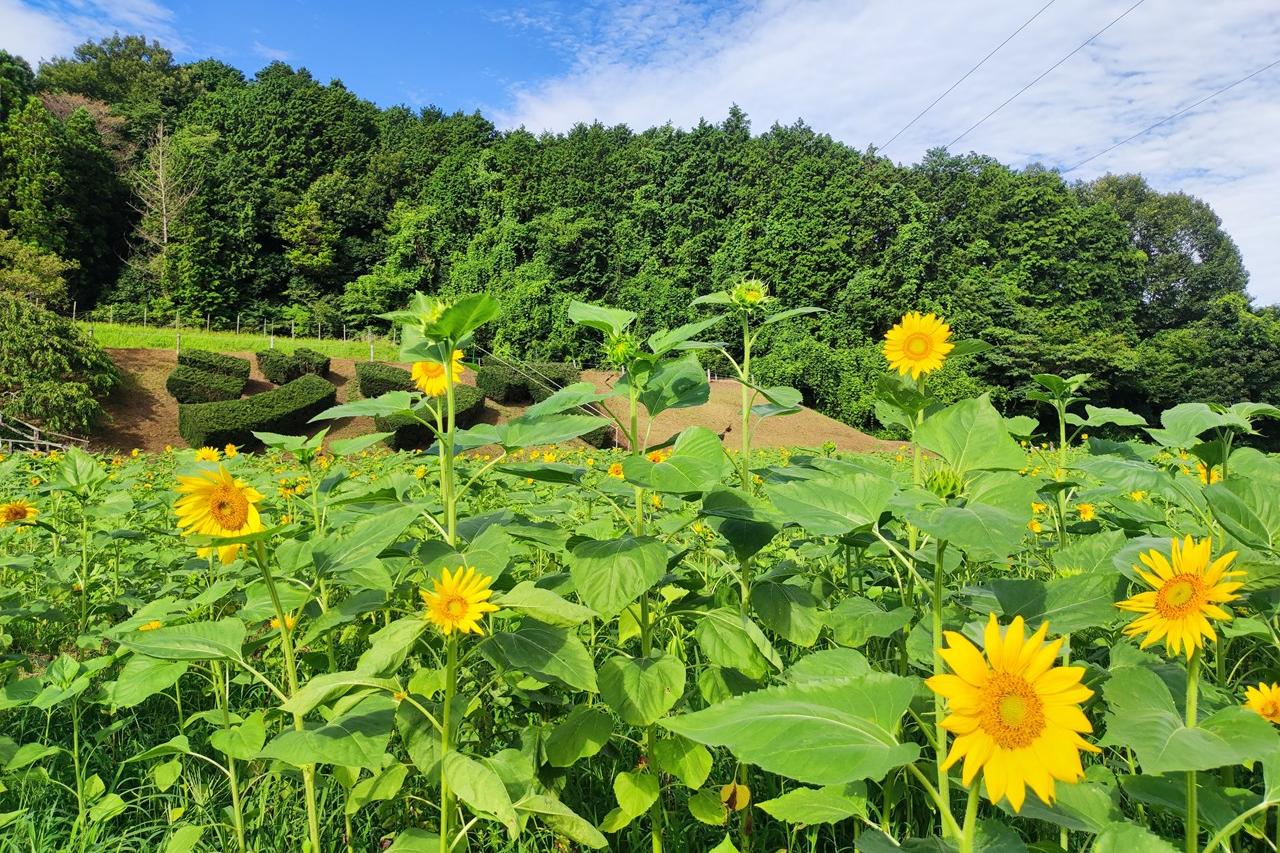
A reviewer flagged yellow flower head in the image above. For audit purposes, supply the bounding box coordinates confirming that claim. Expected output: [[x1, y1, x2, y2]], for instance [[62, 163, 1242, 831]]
[[174, 465, 265, 565], [412, 350, 465, 397], [1246, 683, 1280, 724], [927, 613, 1100, 812], [138, 619, 162, 632], [1128, 490, 1146, 502], [194, 446, 221, 463], [1197, 462, 1221, 486], [164, 444, 173, 454], [647, 448, 673, 465], [130, 448, 141, 458], [414, 465, 428, 480], [1117, 536, 1243, 659], [1027, 519, 1042, 534], [0, 499, 38, 526], [29, 476, 41, 487], [883, 312, 954, 379], [1076, 503, 1096, 522], [1031, 502, 1048, 514], [224, 443, 239, 459], [608, 462, 625, 479], [421, 567, 499, 635], [270, 614, 297, 631]]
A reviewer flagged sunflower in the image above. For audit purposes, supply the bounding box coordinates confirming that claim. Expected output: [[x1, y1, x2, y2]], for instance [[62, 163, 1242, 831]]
[[1246, 683, 1280, 724], [927, 614, 1099, 812], [174, 465, 265, 564], [883, 312, 954, 379], [1076, 503, 1096, 522], [194, 446, 220, 462], [1196, 462, 1221, 485], [608, 462, 625, 479], [420, 566, 499, 635], [0, 500, 38, 526], [224, 443, 239, 459], [411, 349, 465, 397], [1116, 536, 1243, 659]]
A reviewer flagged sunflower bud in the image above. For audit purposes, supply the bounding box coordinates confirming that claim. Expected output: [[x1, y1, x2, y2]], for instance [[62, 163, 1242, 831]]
[[604, 332, 639, 367], [730, 278, 769, 310], [925, 465, 965, 500]]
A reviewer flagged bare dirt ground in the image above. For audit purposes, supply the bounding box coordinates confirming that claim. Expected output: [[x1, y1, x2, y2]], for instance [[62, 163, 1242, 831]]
[[93, 350, 896, 455]]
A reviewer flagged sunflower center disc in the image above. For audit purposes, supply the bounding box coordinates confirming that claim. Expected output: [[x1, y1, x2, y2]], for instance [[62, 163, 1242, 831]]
[[903, 333, 932, 358], [208, 484, 250, 530], [981, 672, 1045, 749], [1156, 574, 1204, 617], [444, 594, 468, 619]]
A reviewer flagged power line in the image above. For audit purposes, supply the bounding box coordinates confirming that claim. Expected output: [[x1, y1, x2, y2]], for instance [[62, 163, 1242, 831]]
[[880, 0, 1058, 152], [946, 0, 1147, 149], [1063, 56, 1280, 173]]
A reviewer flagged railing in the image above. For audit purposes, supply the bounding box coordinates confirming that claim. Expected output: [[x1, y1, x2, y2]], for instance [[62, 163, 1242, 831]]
[[0, 400, 89, 454]]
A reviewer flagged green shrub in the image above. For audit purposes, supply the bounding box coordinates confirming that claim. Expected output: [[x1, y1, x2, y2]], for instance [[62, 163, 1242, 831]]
[[165, 364, 246, 404], [475, 361, 580, 403], [178, 349, 250, 380], [355, 361, 413, 398], [0, 293, 118, 433], [255, 349, 300, 385], [177, 374, 336, 448], [294, 348, 330, 376], [375, 384, 486, 450], [580, 422, 618, 449]]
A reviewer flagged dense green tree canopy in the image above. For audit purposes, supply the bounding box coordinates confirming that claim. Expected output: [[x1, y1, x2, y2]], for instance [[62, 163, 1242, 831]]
[[1, 35, 1275, 433]]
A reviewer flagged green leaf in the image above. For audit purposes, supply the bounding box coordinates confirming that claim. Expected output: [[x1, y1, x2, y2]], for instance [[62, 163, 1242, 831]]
[[613, 770, 659, 819], [482, 620, 598, 693], [757, 782, 868, 825], [87, 793, 126, 824], [496, 462, 584, 484], [1101, 667, 1280, 773], [1146, 403, 1232, 448], [568, 300, 636, 335], [599, 654, 685, 726], [494, 582, 595, 627], [662, 673, 921, 785], [313, 505, 422, 590], [281, 671, 401, 716], [1206, 479, 1280, 552], [163, 825, 206, 853], [100, 656, 188, 710], [120, 619, 245, 662], [545, 705, 614, 767], [652, 735, 712, 789], [825, 597, 914, 648], [1092, 821, 1178, 852], [427, 292, 501, 340], [648, 316, 725, 356], [356, 617, 429, 676], [709, 835, 741, 853], [632, 352, 710, 417], [694, 607, 782, 680], [785, 649, 872, 683], [346, 762, 409, 816], [761, 305, 825, 327], [1082, 405, 1147, 428], [523, 381, 612, 418], [312, 391, 417, 422], [258, 695, 396, 770], [515, 793, 609, 849], [209, 712, 266, 761], [442, 750, 518, 836], [499, 413, 610, 450], [623, 426, 730, 494], [906, 501, 1027, 562], [915, 395, 1026, 475], [385, 828, 442, 851], [570, 535, 666, 618], [688, 788, 728, 825], [766, 473, 895, 537], [751, 582, 823, 647], [328, 432, 395, 456], [961, 574, 1122, 634]]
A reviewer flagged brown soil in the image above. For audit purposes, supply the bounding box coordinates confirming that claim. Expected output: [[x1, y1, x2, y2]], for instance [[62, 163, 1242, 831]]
[[93, 350, 896, 455]]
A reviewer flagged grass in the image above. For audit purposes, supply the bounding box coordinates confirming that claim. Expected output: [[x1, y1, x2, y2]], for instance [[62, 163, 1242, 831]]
[[77, 321, 401, 362]]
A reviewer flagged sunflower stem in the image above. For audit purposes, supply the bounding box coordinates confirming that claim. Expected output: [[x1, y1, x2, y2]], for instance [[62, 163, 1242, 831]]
[[933, 539, 952, 837], [1186, 647, 1202, 853], [440, 633, 457, 853], [957, 782, 979, 853]]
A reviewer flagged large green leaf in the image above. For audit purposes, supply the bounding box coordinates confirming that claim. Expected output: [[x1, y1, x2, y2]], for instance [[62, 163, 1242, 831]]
[[442, 751, 518, 837], [623, 426, 729, 494], [259, 695, 396, 770], [515, 792, 608, 849], [825, 597, 914, 648], [1101, 667, 1279, 773], [493, 582, 595, 627], [693, 608, 782, 680], [568, 300, 636, 335], [120, 619, 246, 662], [100, 656, 188, 710], [1206, 479, 1280, 552], [961, 573, 1122, 634], [482, 620, 598, 693], [628, 352, 710, 417], [915, 395, 1025, 475], [570, 535, 666, 618], [313, 505, 422, 590], [598, 654, 685, 726], [756, 782, 868, 825], [751, 582, 823, 647], [906, 502, 1027, 562], [662, 673, 920, 785], [765, 473, 895, 537], [545, 705, 614, 767], [499, 413, 611, 450]]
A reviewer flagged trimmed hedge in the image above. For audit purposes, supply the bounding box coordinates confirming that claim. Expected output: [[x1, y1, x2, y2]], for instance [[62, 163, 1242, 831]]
[[178, 349, 250, 380], [178, 374, 336, 449], [255, 348, 331, 385], [375, 384, 487, 450], [355, 361, 414, 399], [475, 361, 581, 403], [165, 364, 247, 404]]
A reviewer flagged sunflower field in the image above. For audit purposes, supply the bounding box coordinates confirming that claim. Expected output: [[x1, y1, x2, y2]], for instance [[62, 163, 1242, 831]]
[[2, 287, 1280, 853]]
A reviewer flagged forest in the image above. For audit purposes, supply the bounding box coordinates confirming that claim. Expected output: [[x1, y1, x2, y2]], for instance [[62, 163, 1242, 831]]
[[2, 35, 1277, 433]]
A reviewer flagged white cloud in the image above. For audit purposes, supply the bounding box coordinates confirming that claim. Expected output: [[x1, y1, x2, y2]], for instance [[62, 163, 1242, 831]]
[[496, 0, 1280, 304], [0, 0, 185, 62], [251, 40, 290, 62]]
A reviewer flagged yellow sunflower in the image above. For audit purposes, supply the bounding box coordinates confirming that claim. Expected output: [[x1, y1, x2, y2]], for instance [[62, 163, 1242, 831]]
[[1116, 536, 1243, 659], [1196, 462, 1221, 485], [224, 443, 239, 459], [174, 465, 265, 564], [194, 446, 220, 462], [420, 566, 499, 635], [927, 613, 1099, 812], [1246, 683, 1280, 724], [883, 312, 954, 379], [0, 499, 38, 526], [1076, 503, 1096, 522], [608, 462, 625, 479], [412, 349, 465, 397]]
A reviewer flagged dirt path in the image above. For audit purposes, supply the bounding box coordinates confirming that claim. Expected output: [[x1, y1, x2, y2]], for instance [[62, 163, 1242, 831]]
[[94, 350, 896, 455]]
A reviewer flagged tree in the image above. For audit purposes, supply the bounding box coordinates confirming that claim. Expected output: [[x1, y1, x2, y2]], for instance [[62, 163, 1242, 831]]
[[0, 229, 77, 307], [0, 50, 34, 123], [126, 120, 201, 297]]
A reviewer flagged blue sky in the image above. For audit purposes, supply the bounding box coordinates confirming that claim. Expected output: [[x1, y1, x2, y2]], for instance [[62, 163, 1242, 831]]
[[4, 0, 1280, 303]]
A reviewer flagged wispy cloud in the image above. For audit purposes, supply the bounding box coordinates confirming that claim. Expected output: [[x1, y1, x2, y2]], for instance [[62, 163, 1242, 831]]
[[0, 0, 186, 61], [496, 0, 1280, 303], [251, 39, 290, 62]]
